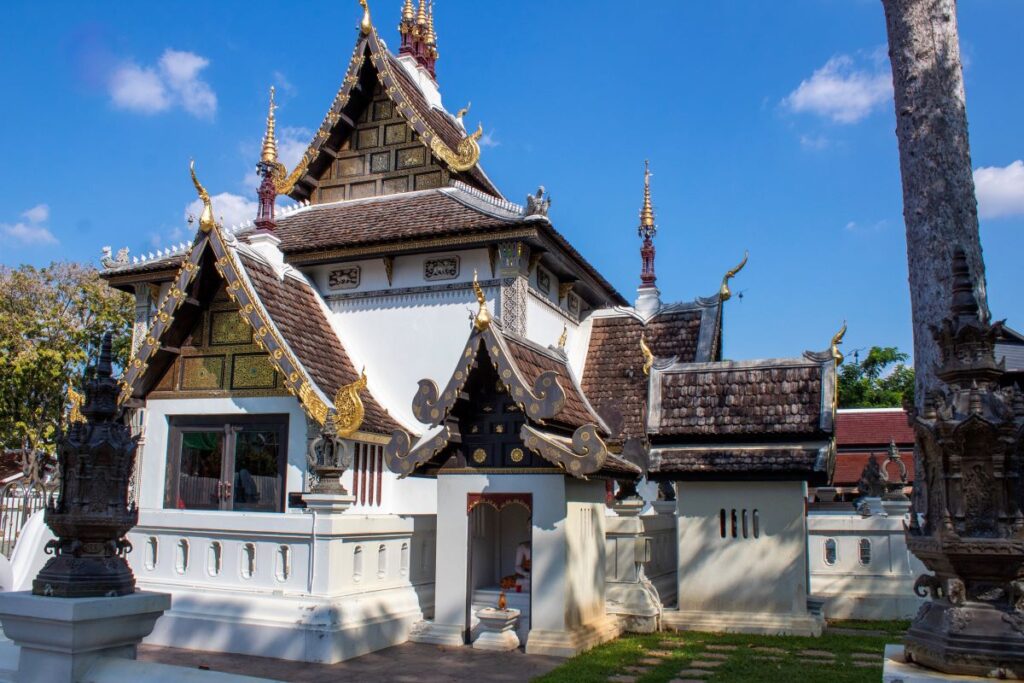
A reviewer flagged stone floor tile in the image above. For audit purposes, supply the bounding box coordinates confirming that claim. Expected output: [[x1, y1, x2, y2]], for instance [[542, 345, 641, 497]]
[[798, 649, 834, 657], [689, 660, 723, 668], [851, 652, 881, 660], [607, 675, 637, 683], [700, 653, 728, 660], [706, 644, 739, 651], [647, 649, 675, 657], [753, 646, 787, 654]]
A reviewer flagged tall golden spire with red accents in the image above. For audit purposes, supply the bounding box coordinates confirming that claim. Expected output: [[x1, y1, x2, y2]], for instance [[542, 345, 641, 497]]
[[398, 0, 438, 79], [255, 86, 279, 233], [638, 160, 657, 289]]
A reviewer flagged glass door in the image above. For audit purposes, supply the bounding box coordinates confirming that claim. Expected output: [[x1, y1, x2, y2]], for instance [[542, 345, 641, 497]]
[[174, 430, 227, 510], [231, 427, 283, 512]]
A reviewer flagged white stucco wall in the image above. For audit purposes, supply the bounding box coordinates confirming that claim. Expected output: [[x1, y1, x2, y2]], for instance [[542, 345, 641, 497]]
[[526, 293, 578, 354], [676, 480, 809, 616]]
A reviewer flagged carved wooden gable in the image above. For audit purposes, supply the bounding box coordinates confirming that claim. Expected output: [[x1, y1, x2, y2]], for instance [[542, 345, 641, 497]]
[[148, 283, 285, 399]]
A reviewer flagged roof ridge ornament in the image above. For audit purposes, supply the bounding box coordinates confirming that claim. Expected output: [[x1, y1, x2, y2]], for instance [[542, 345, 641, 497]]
[[830, 321, 847, 365], [640, 333, 654, 376], [260, 86, 279, 164], [638, 160, 658, 290], [359, 0, 373, 35], [334, 368, 368, 437], [472, 269, 491, 331], [719, 250, 749, 301], [189, 160, 219, 233]]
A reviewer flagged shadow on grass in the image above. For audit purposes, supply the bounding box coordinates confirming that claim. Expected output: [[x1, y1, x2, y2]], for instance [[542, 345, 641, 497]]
[[533, 620, 909, 683]]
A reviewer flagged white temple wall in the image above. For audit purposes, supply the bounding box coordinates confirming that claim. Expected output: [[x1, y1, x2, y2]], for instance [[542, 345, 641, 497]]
[[129, 509, 438, 663], [665, 480, 821, 636], [808, 504, 926, 619], [564, 478, 607, 628], [138, 397, 308, 512], [526, 292, 579, 353]]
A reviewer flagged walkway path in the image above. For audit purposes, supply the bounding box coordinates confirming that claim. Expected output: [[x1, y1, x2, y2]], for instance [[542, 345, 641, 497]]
[[138, 642, 562, 683]]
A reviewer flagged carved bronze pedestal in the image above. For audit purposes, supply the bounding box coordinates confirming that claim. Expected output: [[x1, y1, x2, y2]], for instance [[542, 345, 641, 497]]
[[904, 250, 1024, 678], [33, 334, 138, 598]]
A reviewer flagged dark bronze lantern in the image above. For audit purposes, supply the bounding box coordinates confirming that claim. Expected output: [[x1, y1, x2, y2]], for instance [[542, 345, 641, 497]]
[[904, 249, 1024, 678], [33, 333, 138, 597]]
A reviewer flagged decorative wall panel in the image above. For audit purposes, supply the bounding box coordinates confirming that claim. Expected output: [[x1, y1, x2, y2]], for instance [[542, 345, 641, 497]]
[[231, 354, 278, 390], [329, 266, 361, 290], [182, 356, 224, 390], [210, 310, 252, 346], [424, 256, 459, 282]]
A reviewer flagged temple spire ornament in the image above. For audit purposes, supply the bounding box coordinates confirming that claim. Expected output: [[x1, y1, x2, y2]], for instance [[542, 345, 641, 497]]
[[472, 270, 491, 332], [719, 251, 748, 301], [359, 0, 373, 35], [255, 86, 279, 233], [189, 161, 218, 234], [634, 160, 661, 317]]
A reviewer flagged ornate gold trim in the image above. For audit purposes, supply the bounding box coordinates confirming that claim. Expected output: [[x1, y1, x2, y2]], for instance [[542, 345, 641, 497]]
[[472, 270, 490, 332], [334, 369, 368, 438]]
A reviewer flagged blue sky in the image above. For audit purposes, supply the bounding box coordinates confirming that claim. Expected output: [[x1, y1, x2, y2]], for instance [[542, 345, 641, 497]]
[[1, 1, 1021, 362]]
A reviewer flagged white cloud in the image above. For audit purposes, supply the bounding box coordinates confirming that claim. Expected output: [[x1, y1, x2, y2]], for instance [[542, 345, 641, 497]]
[[784, 55, 892, 124], [278, 126, 311, 170], [184, 192, 258, 231], [108, 49, 216, 119], [974, 160, 1024, 219], [478, 130, 500, 149], [800, 134, 830, 151], [1, 204, 58, 246], [21, 204, 49, 224]]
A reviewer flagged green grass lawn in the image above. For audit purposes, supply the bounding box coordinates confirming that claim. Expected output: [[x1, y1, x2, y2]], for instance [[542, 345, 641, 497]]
[[534, 621, 910, 683]]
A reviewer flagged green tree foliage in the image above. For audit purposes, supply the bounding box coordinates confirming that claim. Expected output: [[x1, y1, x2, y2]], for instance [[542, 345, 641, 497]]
[[837, 346, 916, 409], [0, 262, 133, 455]]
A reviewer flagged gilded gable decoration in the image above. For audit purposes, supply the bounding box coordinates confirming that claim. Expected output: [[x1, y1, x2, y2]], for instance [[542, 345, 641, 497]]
[[334, 369, 368, 437]]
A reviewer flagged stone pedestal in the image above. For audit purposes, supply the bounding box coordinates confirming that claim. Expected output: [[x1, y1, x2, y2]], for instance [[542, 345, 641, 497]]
[[472, 608, 520, 651], [0, 590, 170, 682], [883, 644, 1002, 682], [302, 492, 355, 514]]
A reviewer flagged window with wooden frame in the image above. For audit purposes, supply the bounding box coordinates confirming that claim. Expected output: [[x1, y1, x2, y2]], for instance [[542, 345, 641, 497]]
[[164, 415, 288, 513]]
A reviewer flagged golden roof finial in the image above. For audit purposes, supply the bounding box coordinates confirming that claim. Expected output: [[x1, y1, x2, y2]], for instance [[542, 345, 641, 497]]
[[639, 160, 655, 229], [260, 86, 279, 164], [830, 321, 847, 365], [719, 250, 749, 301], [189, 160, 218, 234], [640, 333, 655, 377], [426, 0, 437, 47], [402, 0, 415, 22], [472, 270, 491, 332], [416, 0, 427, 27], [359, 0, 372, 35], [557, 324, 568, 350]]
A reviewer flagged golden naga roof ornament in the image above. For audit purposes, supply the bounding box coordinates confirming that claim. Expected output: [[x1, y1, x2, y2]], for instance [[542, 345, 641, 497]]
[[455, 102, 471, 124], [359, 0, 373, 35], [189, 160, 218, 233], [640, 160, 655, 229], [719, 250, 749, 301], [830, 321, 847, 365], [557, 324, 568, 351], [67, 386, 85, 424], [640, 333, 654, 377], [334, 368, 368, 438], [472, 270, 491, 332], [431, 122, 483, 172], [260, 86, 279, 164]]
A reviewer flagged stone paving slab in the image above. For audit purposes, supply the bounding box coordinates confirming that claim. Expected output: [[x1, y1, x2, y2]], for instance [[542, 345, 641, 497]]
[[677, 668, 713, 676], [852, 652, 883, 660], [139, 642, 563, 683], [700, 653, 728, 660], [799, 649, 834, 657], [669, 679, 707, 683], [706, 644, 738, 651], [753, 647, 787, 654], [689, 660, 723, 668], [608, 676, 637, 683], [853, 661, 881, 668], [646, 649, 676, 658], [638, 657, 664, 665], [623, 665, 651, 673]]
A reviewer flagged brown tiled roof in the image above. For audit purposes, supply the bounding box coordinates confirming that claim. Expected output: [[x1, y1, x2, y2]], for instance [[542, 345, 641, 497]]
[[275, 189, 521, 256], [651, 445, 830, 481], [832, 449, 916, 486], [503, 336, 600, 431], [239, 252, 398, 434], [581, 310, 706, 442], [654, 360, 825, 438], [836, 409, 914, 448]]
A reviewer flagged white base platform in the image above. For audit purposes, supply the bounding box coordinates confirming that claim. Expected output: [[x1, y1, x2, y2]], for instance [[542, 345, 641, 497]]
[[662, 608, 824, 637], [140, 583, 433, 664], [407, 620, 464, 647], [472, 608, 520, 652], [883, 644, 1001, 682], [524, 614, 622, 658], [472, 588, 530, 645]]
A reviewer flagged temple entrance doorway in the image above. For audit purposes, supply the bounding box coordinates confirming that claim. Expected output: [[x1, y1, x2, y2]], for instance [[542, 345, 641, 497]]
[[466, 493, 532, 646]]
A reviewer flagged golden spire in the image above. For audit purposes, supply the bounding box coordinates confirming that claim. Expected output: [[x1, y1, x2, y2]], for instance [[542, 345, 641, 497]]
[[359, 0, 372, 35], [639, 160, 655, 229], [189, 160, 218, 234], [402, 0, 414, 22], [260, 86, 279, 164], [472, 270, 491, 332], [416, 0, 427, 28], [719, 251, 749, 301], [426, 0, 437, 48], [830, 321, 848, 365]]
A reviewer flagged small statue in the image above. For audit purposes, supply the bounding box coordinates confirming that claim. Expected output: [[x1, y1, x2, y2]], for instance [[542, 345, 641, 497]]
[[100, 246, 130, 269], [525, 186, 551, 217], [857, 453, 885, 499], [514, 541, 531, 592], [882, 438, 909, 501], [497, 590, 507, 610]]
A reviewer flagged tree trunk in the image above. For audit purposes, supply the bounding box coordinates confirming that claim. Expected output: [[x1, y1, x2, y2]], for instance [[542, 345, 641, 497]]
[[881, 0, 988, 408]]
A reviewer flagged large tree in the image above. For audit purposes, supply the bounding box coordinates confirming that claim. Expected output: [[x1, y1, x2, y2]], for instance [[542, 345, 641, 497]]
[[881, 0, 989, 407], [838, 346, 915, 408], [0, 263, 133, 458]]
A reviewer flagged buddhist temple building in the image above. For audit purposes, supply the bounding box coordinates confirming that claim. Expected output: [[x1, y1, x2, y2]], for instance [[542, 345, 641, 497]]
[[93, 1, 841, 661]]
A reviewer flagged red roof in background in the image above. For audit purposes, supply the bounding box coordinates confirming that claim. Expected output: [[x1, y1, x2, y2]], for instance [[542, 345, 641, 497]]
[[833, 449, 916, 486], [836, 409, 914, 447]]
